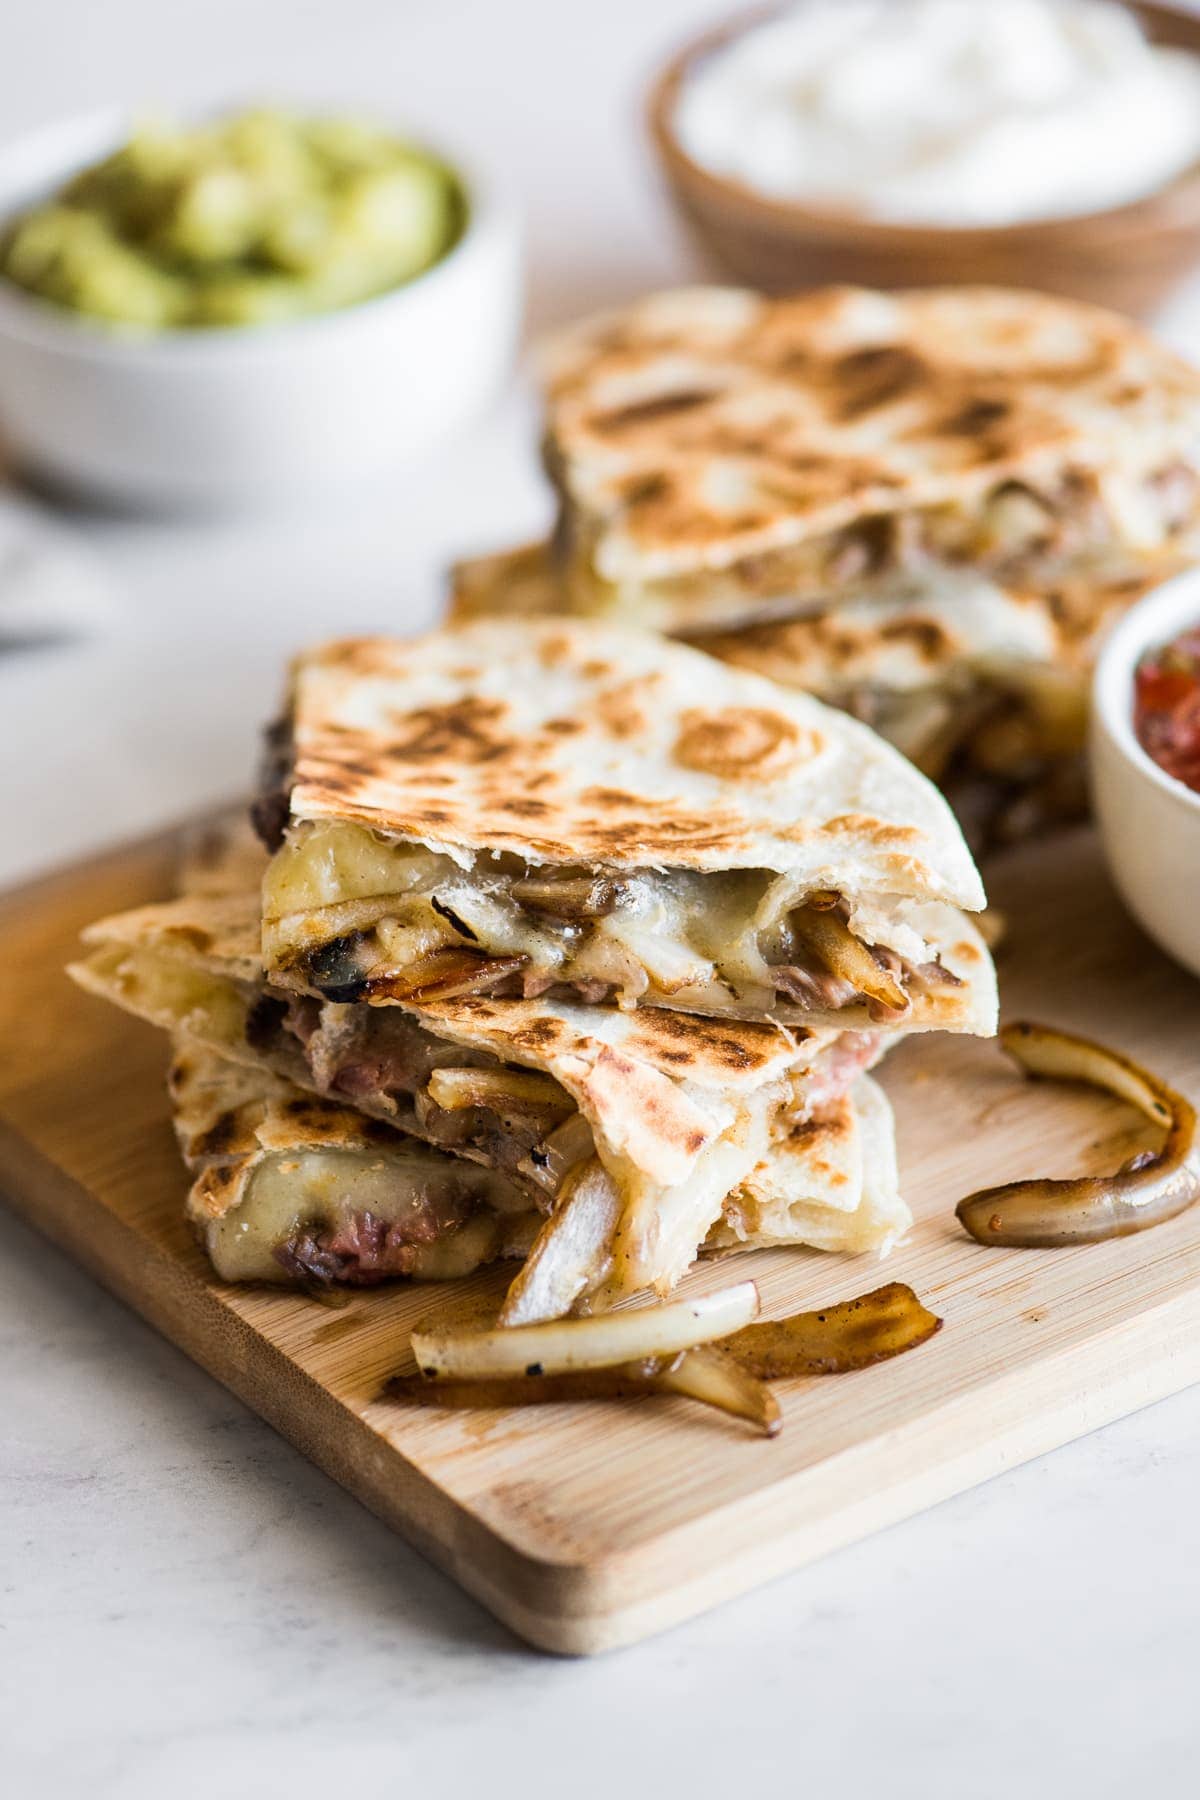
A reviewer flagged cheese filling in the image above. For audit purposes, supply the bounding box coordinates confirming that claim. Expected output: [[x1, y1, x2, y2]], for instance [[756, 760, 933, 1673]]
[[262, 819, 968, 1024], [205, 1148, 533, 1286]]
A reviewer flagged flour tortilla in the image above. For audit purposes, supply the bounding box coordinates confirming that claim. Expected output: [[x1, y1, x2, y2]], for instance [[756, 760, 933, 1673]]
[[540, 285, 1200, 619], [708, 1074, 907, 1257], [272, 618, 983, 899]]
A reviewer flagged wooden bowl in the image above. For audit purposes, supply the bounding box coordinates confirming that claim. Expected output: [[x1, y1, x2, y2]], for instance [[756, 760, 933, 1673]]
[[647, 2, 1200, 317]]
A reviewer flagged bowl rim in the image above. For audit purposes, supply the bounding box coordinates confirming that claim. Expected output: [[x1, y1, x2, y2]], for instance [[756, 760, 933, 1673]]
[[646, 0, 1200, 245], [1093, 565, 1200, 817], [0, 102, 513, 363]]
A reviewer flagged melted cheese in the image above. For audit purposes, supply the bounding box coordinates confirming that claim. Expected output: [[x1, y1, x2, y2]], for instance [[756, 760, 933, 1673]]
[[263, 819, 955, 1023], [206, 1146, 524, 1283]]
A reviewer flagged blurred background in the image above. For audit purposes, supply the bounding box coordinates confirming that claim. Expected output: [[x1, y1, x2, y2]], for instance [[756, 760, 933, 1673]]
[[4, 0, 1200, 885]]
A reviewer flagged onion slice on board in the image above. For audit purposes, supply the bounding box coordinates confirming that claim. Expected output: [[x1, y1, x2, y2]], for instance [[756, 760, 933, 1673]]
[[411, 1280, 759, 1380], [383, 1348, 780, 1436], [956, 1020, 1200, 1248], [724, 1282, 942, 1376]]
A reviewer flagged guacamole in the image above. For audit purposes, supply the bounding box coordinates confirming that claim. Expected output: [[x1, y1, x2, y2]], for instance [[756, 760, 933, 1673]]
[[0, 110, 464, 330]]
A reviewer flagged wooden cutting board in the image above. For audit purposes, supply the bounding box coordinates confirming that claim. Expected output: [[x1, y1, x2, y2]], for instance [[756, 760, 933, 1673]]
[[4, 823, 1200, 1655]]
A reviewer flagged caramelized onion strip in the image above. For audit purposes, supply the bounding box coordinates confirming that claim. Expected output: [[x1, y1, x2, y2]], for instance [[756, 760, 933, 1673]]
[[382, 1347, 779, 1436], [722, 1282, 942, 1377], [426, 1066, 573, 1118], [655, 1346, 781, 1435], [956, 1020, 1200, 1248], [411, 1280, 760, 1379], [371, 949, 528, 1002], [790, 907, 909, 1015]]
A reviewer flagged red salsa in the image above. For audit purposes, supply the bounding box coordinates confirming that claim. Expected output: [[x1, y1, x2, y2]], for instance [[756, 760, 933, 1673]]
[[1134, 626, 1200, 792]]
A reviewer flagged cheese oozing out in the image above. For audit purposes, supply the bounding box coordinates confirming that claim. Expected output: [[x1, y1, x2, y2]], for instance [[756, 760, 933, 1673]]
[[262, 819, 972, 1026]]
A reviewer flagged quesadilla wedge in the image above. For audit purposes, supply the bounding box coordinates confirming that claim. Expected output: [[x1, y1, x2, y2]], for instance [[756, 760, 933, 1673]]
[[538, 285, 1200, 634], [70, 886, 908, 1308], [172, 1037, 900, 1306], [251, 619, 996, 1031], [169, 1037, 539, 1287]]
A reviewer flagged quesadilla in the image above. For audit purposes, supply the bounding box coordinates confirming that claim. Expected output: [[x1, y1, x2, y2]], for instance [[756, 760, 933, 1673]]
[[446, 541, 1146, 849], [250, 618, 996, 1032], [71, 884, 909, 1307], [538, 285, 1200, 634], [169, 1035, 901, 1301], [169, 1037, 540, 1287]]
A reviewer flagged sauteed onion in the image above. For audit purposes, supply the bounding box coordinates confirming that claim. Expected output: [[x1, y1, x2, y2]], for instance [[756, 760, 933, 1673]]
[[790, 907, 909, 1016], [725, 1282, 942, 1376], [388, 1279, 942, 1434], [411, 1280, 761, 1379], [956, 1021, 1200, 1248], [384, 1347, 780, 1436]]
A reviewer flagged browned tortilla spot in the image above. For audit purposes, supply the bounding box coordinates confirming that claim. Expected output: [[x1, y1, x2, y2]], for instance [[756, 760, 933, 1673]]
[[190, 1111, 245, 1158], [588, 388, 718, 433], [938, 396, 1011, 436], [165, 924, 213, 950], [381, 696, 512, 767], [830, 344, 928, 421], [312, 638, 409, 679], [821, 813, 920, 844], [877, 618, 953, 660], [624, 1007, 782, 1073], [594, 678, 657, 740], [674, 706, 819, 782]]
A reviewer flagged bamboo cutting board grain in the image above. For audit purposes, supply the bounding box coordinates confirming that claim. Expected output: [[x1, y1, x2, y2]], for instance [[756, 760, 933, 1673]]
[[4, 824, 1200, 1654]]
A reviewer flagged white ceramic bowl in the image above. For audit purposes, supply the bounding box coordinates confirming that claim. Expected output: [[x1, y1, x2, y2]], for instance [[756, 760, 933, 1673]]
[[1092, 566, 1200, 976], [0, 109, 522, 508]]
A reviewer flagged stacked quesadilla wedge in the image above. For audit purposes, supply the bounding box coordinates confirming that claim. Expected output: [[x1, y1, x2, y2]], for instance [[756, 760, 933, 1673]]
[[70, 619, 995, 1316], [251, 621, 992, 1031], [451, 284, 1200, 845]]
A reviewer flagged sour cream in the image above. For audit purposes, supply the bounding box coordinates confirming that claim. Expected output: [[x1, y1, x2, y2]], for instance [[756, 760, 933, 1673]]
[[673, 0, 1200, 226]]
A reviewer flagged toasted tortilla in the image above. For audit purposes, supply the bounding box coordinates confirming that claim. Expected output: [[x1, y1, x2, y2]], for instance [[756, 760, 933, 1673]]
[[539, 285, 1200, 629], [169, 1037, 538, 1287], [708, 1074, 907, 1257], [270, 618, 983, 895], [254, 619, 993, 1029]]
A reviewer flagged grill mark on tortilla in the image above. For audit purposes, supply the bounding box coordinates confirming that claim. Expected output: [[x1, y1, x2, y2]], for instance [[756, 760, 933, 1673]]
[[588, 389, 718, 432], [673, 706, 819, 781], [830, 345, 928, 421], [382, 697, 512, 766]]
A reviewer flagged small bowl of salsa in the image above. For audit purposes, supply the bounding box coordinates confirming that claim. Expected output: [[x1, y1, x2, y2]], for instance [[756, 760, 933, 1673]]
[[1133, 627, 1200, 790], [1093, 567, 1200, 977]]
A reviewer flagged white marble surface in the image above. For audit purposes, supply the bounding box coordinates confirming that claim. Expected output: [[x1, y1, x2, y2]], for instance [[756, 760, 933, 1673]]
[[5, 2, 1200, 1793]]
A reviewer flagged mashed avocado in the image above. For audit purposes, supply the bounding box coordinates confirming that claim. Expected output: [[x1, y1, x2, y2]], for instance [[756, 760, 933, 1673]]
[[0, 110, 464, 330]]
